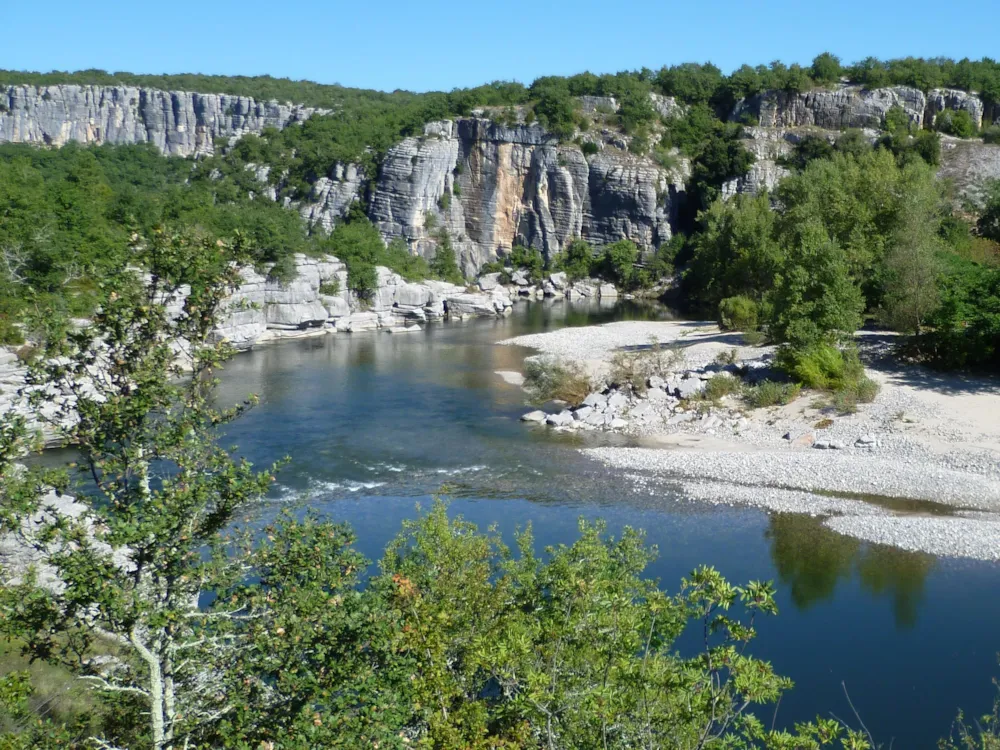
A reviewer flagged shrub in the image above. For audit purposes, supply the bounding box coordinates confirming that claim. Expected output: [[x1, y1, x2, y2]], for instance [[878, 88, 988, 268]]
[[552, 239, 595, 281], [438, 191, 451, 210], [430, 231, 464, 284], [776, 343, 856, 390], [714, 348, 739, 366], [523, 357, 592, 405], [0, 319, 24, 346], [318, 278, 340, 296], [935, 109, 977, 138], [701, 373, 741, 401], [983, 125, 1000, 144], [266, 253, 298, 284], [607, 339, 683, 392], [594, 239, 640, 288], [453, 182, 462, 197], [508, 244, 545, 281], [581, 141, 599, 156], [741, 330, 767, 346], [718, 296, 759, 331], [743, 380, 801, 408]]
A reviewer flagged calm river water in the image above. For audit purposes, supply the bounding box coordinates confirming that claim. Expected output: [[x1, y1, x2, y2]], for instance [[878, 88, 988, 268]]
[[214, 301, 1000, 748]]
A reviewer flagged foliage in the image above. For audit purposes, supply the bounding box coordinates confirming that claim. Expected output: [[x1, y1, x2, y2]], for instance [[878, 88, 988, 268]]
[[939, 690, 1000, 750], [685, 193, 781, 310], [522, 357, 592, 405], [701, 373, 742, 400], [718, 295, 760, 331], [594, 239, 641, 289], [935, 109, 978, 138], [507, 244, 545, 282], [811, 52, 843, 84], [744, 380, 802, 408], [0, 230, 279, 750], [429, 230, 464, 284], [979, 180, 1000, 243], [551, 238, 595, 281], [983, 125, 1000, 144], [775, 344, 877, 403], [607, 339, 683, 392]]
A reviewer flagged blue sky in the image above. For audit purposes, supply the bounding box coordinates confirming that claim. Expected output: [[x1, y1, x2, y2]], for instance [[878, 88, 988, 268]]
[[2, 0, 992, 92]]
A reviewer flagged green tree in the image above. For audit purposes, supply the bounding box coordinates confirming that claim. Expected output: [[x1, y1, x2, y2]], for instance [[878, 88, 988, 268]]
[[429, 230, 464, 283], [810, 52, 843, 83], [0, 230, 278, 750], [768, 226, 865, 348], [595, 239, 640, 288], [684, 193, 782, 309], [551, 238, 595, 280]]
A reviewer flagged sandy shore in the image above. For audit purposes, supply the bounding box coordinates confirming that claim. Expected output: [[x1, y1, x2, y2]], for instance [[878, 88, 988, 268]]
[[501, 320, 1000, 560]]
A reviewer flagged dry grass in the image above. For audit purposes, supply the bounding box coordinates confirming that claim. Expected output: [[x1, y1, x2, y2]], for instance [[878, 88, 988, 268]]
[[523, 357, 592, 406]]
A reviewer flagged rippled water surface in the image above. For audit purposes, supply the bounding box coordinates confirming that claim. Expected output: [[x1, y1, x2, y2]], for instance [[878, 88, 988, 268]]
[[215, 301, 1000, 749]]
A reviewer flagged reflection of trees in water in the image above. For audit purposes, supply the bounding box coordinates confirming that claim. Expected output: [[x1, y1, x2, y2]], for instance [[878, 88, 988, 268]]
[[766, 513, 934, 628]]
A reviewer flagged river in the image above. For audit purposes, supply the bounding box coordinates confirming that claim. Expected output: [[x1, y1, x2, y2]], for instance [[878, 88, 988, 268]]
[[213, 300, 1000, 749]]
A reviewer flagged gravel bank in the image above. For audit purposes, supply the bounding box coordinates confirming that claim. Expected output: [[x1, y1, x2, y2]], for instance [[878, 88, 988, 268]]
[[586, 447, 1000, 509], [825, 516, 1000, 561], [503, 319, 1000, 561]]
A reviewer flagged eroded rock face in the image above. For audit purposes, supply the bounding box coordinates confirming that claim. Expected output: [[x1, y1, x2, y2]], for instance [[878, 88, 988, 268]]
[[299, 164, 364, 231], [938, 138, 1000, 201], [925, 89, 987, 130], [0, 84, 326, 156], [369, 119, 687, 274], [733, 85, 928, 130]]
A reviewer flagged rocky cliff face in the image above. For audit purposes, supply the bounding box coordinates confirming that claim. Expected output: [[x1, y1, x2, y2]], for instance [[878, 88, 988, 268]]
[[731, 84, 992, 132], [366, 118, 687, 275], [0, 84, 325, 156]]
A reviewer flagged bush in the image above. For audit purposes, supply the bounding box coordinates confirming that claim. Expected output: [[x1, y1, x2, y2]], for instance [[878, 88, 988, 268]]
[[318, 278, 340, 296], [438, 191, 451, 210], [552, 239, 595, 281], [935, 109, 977, 138], [523, 357, 592, 405], [594, 239, 640, 288], [266, 253, 298, 284], [983, 125, 1000, 144], [743, 380, 801, 408], [776, 343, 860, 390], [607, 339, 683, 392], [508, 244, 545, 281], [430, 231, 464, 284], [581, 141, 599, 156], [718, 296, 759, 331], [701, 374, 741, 401]]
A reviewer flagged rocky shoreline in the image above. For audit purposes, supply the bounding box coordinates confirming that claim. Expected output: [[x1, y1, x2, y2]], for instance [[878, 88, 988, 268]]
[[501, 320, 1000, 561]]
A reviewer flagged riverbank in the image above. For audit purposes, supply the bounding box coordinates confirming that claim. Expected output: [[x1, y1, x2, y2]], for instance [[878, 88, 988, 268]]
[[501, 319, 1000, 560]]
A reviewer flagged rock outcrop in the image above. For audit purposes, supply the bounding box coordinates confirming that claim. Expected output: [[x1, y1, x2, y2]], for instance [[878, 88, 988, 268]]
[[733, 85, 927, 130], [731, 84, 992, 133], [368, 118, 688, 275], [0, 84, 325, 156]]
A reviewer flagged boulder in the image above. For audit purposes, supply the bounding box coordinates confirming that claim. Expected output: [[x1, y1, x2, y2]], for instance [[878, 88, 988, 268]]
[[674, 380, 706, 400], [521, 410, 547, 423], [599, 283, 619, 298], [478, 272, 503, 291], [546, 411, 575, 427], [549, 272, 569, 290], [335, 312, 380, 332]]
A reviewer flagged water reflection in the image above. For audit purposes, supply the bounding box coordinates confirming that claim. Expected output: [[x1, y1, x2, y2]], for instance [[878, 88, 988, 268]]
[[767, 513, 934, 627]]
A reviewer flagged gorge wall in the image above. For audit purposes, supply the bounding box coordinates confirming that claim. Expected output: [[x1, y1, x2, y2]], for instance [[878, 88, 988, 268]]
[[0, 84, 325, 156], [3, 82, 1000, 275]]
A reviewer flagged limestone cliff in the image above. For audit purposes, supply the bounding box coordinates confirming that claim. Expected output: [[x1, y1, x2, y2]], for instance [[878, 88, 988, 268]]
[[0, 84, 325, 156], [367, 118, 688, 275]]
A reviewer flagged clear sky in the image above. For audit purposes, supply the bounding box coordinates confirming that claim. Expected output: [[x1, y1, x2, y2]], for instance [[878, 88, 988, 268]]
[[2, 0, 992, 92]]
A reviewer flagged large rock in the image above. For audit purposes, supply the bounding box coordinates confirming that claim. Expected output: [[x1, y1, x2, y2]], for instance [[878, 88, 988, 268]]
[[0, 84, 326, 157], [335, 312, 380, 332], [925, 88, 986, 130]]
